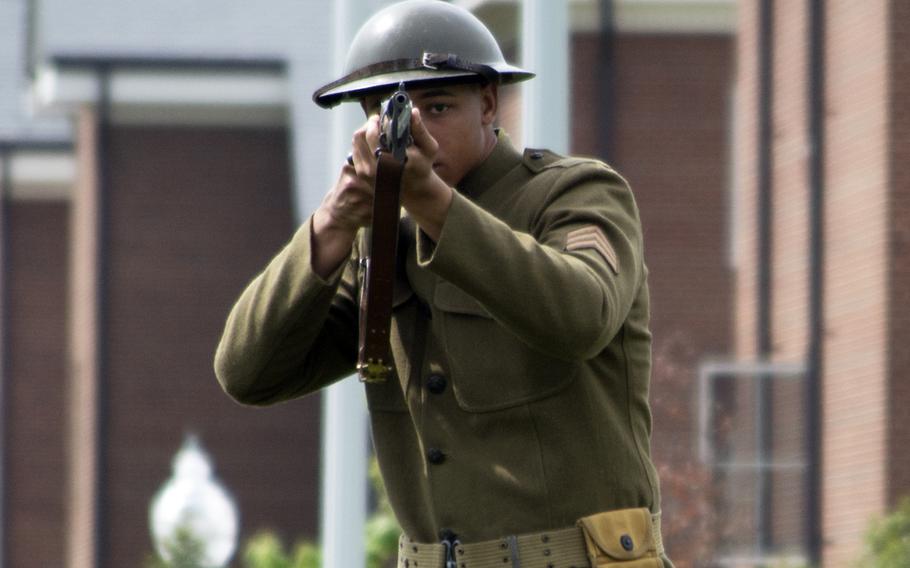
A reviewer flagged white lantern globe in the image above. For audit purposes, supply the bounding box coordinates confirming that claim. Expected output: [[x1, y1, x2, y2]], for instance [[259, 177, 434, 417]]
[[150, 435, 239, 567]]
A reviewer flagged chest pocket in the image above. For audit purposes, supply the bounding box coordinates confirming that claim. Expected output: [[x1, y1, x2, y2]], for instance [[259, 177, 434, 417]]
[[434, 281, 579, 413]]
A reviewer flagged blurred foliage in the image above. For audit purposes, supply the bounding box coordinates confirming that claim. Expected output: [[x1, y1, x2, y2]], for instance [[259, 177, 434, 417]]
[[855, 497, 910, 568], [242, 533, 321, 568], [364, 457, 403, 568], [147, 457, 401, 568], [242, 457, 401, 568], [649, 335, 715, 565], [145, 524, 207, 568]]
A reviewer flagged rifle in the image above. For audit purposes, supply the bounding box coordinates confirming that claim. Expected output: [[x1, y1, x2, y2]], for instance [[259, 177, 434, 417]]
[[357, 83, 412, 383]]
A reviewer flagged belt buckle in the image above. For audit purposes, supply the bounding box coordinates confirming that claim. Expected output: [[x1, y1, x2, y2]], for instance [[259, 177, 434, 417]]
[[442, 538, 461, 568]]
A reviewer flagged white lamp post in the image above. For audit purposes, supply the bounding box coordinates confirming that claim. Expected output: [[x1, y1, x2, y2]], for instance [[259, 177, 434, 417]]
[[150, 435, 239, 568]]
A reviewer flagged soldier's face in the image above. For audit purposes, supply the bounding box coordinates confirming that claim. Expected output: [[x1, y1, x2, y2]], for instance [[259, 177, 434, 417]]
[[409, 83, 498, 186], [363, 82, 498, 186]]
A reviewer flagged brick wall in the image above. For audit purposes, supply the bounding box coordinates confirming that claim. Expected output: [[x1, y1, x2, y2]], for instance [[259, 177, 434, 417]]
[[734, 0, 760, 361], [502, 29, 735, 564], [770, 0, 809, 364], [768, 0, 810, 551], [572, 32, 734, 566], [607, 33, 733, 362], [888, 0, 910, 505], [736, 0, 899, 565], [822, 1, 891, 565], [97, 125, 321, 566], [5, 199, 69, 568]]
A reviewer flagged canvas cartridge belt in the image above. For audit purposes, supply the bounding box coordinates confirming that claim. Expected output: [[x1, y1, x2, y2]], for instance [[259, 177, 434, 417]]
[[397, 508, 665, 568]]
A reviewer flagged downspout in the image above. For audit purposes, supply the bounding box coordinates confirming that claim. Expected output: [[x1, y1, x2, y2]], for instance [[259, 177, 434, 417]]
[[321, 2, 370, 567], [598, 0, 616, 161], [756, 0, 775, 556], [0, 143, 10, 568], [24, 0, 38, 81], [93, 64, 112, 568], [521, 0, 570, 153], [806, 0, 826, 563]]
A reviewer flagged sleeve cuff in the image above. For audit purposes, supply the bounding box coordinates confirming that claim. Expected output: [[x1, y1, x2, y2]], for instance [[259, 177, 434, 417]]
[[416, 190, 468, 269], [305, 215, 354, 287]]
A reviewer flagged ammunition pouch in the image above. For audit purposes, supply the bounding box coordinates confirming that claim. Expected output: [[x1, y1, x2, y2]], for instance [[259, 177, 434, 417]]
[[577, 508, 664, 567]]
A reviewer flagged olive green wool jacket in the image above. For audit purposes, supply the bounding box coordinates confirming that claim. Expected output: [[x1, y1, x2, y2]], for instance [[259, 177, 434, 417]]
[[215, 133, 662, 544]]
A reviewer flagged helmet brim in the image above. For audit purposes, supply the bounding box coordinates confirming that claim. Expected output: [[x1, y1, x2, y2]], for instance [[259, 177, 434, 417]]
[[313, 65, 534, 108]]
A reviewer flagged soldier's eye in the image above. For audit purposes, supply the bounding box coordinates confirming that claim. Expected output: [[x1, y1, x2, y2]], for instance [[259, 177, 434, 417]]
[[428, 103, 450, 114]]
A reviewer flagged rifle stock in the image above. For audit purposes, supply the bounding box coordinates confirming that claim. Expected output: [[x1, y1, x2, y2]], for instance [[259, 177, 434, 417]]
[[357, 84, 412, 383]]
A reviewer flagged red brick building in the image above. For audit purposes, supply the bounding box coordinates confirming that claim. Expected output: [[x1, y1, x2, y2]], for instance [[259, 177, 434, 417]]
[[731, 0, 910, 565], [4, 59, 324, 567], [1, 142, 71, 568], [0, 2, 746, 566]]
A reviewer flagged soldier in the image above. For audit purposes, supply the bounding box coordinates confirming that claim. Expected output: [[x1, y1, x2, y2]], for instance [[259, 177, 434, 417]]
[[215, 1, 673, 566]]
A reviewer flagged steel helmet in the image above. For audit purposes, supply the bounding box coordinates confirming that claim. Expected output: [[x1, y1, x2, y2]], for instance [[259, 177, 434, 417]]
[[313, 0, 534, 108]]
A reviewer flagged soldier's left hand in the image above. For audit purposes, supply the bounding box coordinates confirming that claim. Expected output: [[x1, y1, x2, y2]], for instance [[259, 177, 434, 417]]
[[401, 108, 454, 239], [362, 106, 453, 241], [401, 108, 440, 190]]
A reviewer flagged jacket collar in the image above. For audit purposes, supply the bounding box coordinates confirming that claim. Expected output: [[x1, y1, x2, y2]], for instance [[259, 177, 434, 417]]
[[456, 129, 523, 200]]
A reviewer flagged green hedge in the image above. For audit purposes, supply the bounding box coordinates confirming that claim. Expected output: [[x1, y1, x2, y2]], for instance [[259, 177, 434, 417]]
[[856, 497, 910, 568]]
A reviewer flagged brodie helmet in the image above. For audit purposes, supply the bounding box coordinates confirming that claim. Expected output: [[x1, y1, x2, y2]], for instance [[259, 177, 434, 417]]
[[313, 0, 534, 108]]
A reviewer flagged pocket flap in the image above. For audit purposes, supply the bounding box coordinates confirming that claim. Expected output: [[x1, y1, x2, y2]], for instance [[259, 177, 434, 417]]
[[578, 508, 653, 561], [433, 281, 491, 318]]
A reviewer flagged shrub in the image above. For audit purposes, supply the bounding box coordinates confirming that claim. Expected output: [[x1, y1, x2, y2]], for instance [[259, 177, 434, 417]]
[[856, 497, 910, 568], [145, 525, 207, 568], [243, 457, 401, 568], [242, 532, 321, 568]]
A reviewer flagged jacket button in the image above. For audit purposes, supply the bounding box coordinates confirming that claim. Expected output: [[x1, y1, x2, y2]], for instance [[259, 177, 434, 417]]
[[620, 534, 634, 551], [427, 374, 447, 394], [530, 151, 544, 160], [427, 448, 446, 464]]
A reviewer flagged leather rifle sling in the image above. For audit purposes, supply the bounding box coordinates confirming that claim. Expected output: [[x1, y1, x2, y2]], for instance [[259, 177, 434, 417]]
[[357, 151, 405, 382]]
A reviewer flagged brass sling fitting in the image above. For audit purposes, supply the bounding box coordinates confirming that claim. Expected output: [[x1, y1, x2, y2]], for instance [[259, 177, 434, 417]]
[[357, 359, 393, 383]]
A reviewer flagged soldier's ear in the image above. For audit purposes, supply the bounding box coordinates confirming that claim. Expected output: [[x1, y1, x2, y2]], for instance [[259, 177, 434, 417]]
[[480, 83, 498, 126]]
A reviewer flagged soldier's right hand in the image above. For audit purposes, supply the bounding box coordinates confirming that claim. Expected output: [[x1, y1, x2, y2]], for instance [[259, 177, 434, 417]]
[[311, 117, 380, 277], [314, 116, 380, 236]]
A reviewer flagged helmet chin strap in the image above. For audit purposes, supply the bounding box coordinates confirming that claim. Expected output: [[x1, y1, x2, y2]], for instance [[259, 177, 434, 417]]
[[420, 52, 499, 84]]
